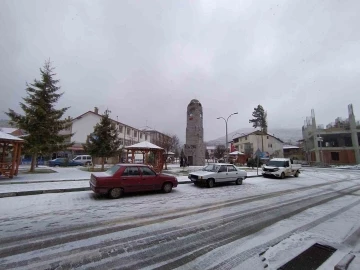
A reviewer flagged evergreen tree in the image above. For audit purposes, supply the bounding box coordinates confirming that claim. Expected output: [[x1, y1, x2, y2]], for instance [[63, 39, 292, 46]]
[[6, 60, 73, 172], [83, 109, 121, 170], [249, 105, 268, 152], [249, 105, 268, 133]]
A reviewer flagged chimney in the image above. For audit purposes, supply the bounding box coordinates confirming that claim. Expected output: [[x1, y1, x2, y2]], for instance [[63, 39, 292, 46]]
[[94, 107, 99, 114]]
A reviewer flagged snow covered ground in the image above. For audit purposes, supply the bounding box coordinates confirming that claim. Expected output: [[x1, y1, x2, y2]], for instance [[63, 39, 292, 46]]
[[0, 168, 360, 269], [0, 167, 91, 184], [0, 180, 90, 193]]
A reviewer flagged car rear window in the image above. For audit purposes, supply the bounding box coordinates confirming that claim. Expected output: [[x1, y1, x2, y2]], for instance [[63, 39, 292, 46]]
[[140, 167, 156, 176], [105, 165, 121, 176]]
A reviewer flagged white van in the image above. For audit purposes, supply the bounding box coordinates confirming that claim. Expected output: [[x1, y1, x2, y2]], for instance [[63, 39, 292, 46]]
[[72, 155, 92, 165]]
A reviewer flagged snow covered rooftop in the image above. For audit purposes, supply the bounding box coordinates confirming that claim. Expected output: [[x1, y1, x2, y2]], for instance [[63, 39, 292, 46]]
[[0, 131, 23, 141], [126, 141, 163, 150], [229, 151, 245, 155], [283, 145, 300, 149], [0, 127, 18, 134]]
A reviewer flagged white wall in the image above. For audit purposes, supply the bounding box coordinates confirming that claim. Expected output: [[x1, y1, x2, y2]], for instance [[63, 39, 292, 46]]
[[72, 113, 100, 143]]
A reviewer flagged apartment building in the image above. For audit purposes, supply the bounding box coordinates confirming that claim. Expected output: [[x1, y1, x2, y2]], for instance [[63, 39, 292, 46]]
[[302, 104, 360, 165], [60, 107, 170, 159]]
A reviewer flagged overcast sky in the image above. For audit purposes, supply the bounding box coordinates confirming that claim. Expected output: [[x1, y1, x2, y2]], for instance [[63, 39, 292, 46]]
[[1, 0, 359, 142]]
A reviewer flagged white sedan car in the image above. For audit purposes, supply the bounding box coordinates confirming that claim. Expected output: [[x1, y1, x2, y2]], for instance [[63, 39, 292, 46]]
[[188, 163, 247, 188]]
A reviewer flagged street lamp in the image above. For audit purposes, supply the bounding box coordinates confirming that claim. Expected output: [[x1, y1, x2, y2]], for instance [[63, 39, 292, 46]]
[[217, 112, 238, 162]]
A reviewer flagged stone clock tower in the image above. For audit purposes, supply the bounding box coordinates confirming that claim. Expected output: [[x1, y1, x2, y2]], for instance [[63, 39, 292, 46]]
[[184, 99, 205, 166]]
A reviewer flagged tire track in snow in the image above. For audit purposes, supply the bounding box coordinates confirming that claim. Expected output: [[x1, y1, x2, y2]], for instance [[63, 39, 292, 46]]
[[6, 184, 360, 270], [1, 175, 357, 249]]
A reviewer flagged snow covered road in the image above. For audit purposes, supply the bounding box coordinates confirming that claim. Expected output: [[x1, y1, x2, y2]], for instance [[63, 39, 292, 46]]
[[1, 169, 360, 269]]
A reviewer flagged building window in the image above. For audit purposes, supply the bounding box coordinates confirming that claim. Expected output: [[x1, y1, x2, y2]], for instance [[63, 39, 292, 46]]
[[134, 130, 137, 137], [119, 125, 123, 133], [145, 134, 148, 140], [140, 133, 143, 139], [267, 136, 269, 139], [120, 139, 124, 146], [127, 127, 130, 135], [331, 152, 340, 161], [245, 136, 248, 140], [268, 143, 272, 148]]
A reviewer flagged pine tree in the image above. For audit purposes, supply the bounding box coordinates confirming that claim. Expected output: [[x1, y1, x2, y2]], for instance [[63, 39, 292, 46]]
[[6, 60, 73, 172], [249, 105, 268, 152], [83, 109, 121, 170], [249, 105, 268, 133]]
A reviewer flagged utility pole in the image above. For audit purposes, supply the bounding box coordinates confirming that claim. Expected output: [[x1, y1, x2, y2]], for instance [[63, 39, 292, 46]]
[[217, 112, 238, 162]]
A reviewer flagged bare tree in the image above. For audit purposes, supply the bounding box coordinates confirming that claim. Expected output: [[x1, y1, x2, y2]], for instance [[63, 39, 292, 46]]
[[158, 133, 180, 169], [214, 145, 226, 160]]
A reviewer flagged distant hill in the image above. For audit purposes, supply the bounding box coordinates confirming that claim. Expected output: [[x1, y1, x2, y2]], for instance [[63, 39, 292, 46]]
[[0, 119, 11, 127], [206, 128, 303, 145]]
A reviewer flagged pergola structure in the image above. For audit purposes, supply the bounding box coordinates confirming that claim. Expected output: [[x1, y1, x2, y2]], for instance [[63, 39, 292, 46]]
[[0, 131, 24, 178], [125, 141, 164, 173]]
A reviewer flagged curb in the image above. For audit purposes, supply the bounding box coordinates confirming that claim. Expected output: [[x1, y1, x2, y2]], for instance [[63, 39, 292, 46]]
[[0, 179, 89, 185], [334, 253, 355, 270], [0, 187, 91, 198]]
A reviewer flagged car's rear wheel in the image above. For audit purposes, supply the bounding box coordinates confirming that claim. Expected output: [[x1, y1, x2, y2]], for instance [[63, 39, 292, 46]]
[[280, 172, 285, 179], [235, 178, 243, 185], [162, 182, 173, 193], [294, 171, 300, 177], [108, 188, 123, 199], [207, 178, 215, 188]]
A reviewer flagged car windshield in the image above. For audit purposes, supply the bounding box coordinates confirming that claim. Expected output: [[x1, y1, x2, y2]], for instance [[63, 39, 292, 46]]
[[202, 164, 221, 172], [267, 161, 286, 167], [105, 165, 120, 176]]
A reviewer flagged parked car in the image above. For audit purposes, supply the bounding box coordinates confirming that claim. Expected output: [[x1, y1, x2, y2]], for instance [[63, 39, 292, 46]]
[[48, 158, 83, 167], [72, 155, 92, 165], [262, 158, 301, 178], [188, 163, 247, 188], [90, 164, 178, 199]]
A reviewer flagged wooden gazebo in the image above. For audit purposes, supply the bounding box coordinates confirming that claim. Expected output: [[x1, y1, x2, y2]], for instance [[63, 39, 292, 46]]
[[0, 131, 23, 178], [229, 150, 246, 165], [125, 141, 164, 173]]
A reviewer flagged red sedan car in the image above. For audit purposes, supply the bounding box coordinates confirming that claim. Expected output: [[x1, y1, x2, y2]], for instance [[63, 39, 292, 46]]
[[90, 164, 178, 199]]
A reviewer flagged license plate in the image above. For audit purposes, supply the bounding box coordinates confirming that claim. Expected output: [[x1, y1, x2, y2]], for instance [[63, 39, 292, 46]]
[[265, 172, 271, 174]]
